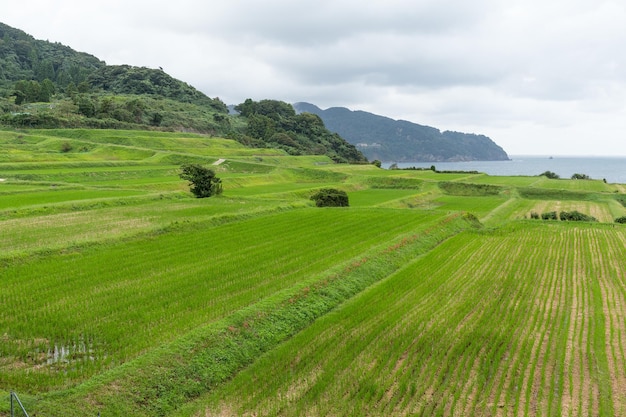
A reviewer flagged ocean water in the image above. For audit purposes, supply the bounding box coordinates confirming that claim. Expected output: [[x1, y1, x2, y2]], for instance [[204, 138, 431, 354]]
[[383, 156, 626, 184]]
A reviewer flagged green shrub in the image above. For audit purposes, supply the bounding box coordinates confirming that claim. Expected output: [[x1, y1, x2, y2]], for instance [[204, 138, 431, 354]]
[[541, 211, 558, 220], [60, 142, 73, 153], [310, 188, 349, 207], [615, 216, 626, 224], [539, 170, 560, 179], [559, 210, 597, 222]]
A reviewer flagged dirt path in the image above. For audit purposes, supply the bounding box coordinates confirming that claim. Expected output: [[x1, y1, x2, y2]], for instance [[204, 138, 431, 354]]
[[212, 158, 226, 165]]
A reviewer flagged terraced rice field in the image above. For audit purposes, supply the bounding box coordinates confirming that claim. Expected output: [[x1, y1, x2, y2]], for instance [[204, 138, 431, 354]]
[[188, 223, 626, 417], [3, 128, 626, 417], [0, 207, 449, 392], [527, 200, 616, 223]]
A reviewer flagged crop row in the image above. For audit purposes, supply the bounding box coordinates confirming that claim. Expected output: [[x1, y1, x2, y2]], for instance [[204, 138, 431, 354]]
[[190, 223, 626, 417], [0, 208, 444, 392]]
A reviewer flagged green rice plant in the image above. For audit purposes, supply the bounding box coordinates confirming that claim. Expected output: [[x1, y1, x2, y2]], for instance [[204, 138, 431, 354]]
[[522, 200, 615, 223], [404, 170, 481, 181], [468, 174, 543, 187], [237, 155, 333, 167], [433, 195, 507, 218], [217, 160, 275, 173], [0, 208, 448, 393], [531, 177, 612, 192], [0, 196, 291, 259], [518, 187, 597, 201], [608, 199, 626, 219], [35, 128, 210, 143], [183, 223, 626, 417], [224, 182, 332, 199], [364, 176, 423, 189], [348, 189, 421, 207], [4, 126, 626, 416], [0, 188, 148, 211], [284, 166, 348, 182], [25, 212, 468, 417], [4, 166, 180, 184], [439, 181, 503, 196]]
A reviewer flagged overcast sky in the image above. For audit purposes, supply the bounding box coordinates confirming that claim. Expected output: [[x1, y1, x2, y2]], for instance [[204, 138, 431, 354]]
[[4, 0, 626, 156]]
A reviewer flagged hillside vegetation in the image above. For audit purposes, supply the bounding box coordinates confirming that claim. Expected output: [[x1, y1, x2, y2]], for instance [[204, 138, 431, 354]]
[[293, 102, 510, 162], [0, 22, 365, 163], [1, 128, 626, 416]]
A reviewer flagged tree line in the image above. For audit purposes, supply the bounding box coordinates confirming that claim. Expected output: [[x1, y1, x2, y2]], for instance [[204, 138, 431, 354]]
[[233, 99, 366, 163]]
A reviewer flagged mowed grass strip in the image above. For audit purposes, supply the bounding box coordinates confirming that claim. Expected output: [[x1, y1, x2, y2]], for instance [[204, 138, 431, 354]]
[[348, 189, 421, 207], [16, 129, 245, 154], [1, 165, 181, 183], [0, 197, 287, 258], [433, 194, 508, 218], [0, 208, 443, 392], [187, 223, 626, 417], [532, 177, 613, 192], [0, 188, 148, 210]]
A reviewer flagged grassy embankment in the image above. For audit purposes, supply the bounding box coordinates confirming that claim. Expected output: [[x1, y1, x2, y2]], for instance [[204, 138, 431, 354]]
[[1, 128, 626, 416]]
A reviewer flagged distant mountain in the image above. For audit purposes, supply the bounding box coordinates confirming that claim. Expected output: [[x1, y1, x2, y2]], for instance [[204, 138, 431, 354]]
[[293, 102, 509, 162]]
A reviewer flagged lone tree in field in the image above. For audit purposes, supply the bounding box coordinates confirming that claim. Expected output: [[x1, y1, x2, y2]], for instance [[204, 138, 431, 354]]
[[310, 188, 349, 207], [179, 164, 222, 198]]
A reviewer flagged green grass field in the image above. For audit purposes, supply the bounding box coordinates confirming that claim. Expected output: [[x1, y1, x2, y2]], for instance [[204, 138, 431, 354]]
[[1, 128, 626, 417], [184, 222, 626, 417]]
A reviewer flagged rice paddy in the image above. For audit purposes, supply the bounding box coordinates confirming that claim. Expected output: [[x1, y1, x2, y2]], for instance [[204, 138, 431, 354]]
[[184, 222, 626, 417], [1, 128, 625, 416]]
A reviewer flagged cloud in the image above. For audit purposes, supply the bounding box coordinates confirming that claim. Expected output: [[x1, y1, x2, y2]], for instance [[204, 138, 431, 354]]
[[3, 0, 626, 155]]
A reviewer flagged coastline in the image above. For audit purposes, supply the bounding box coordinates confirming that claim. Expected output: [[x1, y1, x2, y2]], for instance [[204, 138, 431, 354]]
[[382, 156, 626, 184]]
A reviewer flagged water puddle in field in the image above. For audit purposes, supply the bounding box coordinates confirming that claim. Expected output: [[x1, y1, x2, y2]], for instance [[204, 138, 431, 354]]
[[1, 335, 102, 369], [46, 339, 98, 365]]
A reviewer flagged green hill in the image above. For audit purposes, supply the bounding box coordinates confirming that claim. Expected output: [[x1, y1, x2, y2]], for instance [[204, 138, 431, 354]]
[[0, 22, 104, 92], [0, 23, 365, 163]]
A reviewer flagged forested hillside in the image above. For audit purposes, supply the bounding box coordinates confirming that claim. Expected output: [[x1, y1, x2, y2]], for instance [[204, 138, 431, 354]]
[[234, 99, 366, 163], [0, 23, 366, 163], [0, 22, 103, 94], [293, 102, 510, 162]]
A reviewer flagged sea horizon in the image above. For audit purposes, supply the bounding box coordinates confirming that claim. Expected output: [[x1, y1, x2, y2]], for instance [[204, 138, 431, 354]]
[[382, 155, 626, 184]]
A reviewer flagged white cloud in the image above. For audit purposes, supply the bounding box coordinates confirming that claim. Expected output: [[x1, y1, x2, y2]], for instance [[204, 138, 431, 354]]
[[3, 0, 626, 155]]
